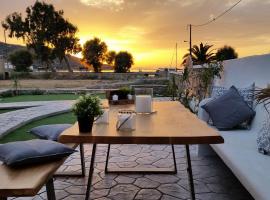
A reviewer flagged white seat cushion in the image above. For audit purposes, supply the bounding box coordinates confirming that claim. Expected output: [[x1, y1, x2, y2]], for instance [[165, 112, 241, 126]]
[[211, 130, 270, 200]]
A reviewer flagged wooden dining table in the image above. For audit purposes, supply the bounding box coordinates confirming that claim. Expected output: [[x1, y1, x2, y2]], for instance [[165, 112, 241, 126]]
[[59, 101, 223, 200]]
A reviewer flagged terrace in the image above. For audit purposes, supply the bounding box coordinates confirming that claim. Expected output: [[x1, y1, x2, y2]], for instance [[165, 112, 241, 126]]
[[1, 53, 270, 200], [0, 1, 269, 199]]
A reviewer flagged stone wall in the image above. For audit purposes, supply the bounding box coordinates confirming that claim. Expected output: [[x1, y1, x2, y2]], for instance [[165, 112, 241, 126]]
[[12, 71, 158, 80]]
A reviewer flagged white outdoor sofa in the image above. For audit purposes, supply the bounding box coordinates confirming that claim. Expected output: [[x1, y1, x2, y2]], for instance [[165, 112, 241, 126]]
[[197, 54, 270, 200]]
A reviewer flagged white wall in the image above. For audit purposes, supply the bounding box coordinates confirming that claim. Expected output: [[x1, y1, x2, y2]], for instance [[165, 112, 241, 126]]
[[213, 54, 270, 88]]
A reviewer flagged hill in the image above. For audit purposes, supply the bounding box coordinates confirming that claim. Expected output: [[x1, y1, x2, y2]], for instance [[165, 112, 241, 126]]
[[0, 42, 26, 57]]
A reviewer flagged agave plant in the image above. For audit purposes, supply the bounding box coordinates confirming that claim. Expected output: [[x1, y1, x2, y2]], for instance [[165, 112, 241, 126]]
[[255, 86, 270, 112]]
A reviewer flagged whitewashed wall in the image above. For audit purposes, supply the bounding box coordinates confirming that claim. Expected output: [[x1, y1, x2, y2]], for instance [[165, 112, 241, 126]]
[[213, 54, 270, 88]]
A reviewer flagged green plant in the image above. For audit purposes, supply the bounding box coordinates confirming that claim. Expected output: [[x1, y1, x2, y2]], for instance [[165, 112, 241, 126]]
[[110, 87, 131, 100], [31, 89, 45, 95], [167, 75, 178, 101], [255, 86, 270, 113], [72, 94, 103, 118], [198, 61, 223, 99], [0, 90, 14, 98]]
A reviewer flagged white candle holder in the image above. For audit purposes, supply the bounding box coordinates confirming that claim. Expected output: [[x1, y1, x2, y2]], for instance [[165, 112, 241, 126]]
[[112, 94, 118, 101], [135, 88, 154, 114], [116, 110, 136, 131], [95, 109, 109, 124]]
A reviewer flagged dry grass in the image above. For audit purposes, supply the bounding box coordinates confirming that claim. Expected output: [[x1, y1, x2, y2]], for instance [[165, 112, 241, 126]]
[[0, 79, 118, 89]]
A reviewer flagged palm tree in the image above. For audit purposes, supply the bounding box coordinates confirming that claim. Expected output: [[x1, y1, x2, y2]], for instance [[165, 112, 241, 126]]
[[183, 43, 215, 65]]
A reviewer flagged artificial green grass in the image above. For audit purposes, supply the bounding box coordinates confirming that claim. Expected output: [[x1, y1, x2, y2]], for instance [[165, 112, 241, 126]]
[[0, 112, 76, 144], [0, 109, 19, 114], [0, 93, 106, 103]]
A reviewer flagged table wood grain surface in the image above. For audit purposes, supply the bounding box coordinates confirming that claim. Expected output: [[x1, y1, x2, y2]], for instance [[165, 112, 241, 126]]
[[59, 101, 224, 145]]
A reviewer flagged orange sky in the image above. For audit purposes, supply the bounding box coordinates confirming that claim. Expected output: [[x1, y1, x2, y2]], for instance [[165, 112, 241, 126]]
[[1, 0, 270, 69]]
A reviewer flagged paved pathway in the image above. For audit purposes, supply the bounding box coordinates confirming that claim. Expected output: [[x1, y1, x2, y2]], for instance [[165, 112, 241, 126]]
[[0, 101, 73, 137]]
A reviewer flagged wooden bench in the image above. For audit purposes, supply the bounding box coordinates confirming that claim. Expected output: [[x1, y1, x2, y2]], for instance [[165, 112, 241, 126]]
[[0, 143, 85, 200]]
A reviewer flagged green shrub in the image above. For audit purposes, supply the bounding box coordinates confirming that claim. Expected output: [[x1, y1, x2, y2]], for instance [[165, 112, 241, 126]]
[[0, 90, 14, 98]]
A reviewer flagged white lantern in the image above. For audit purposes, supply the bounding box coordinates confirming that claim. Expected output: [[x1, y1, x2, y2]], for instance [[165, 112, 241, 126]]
[[135, 88, 153, 114], [116, 110, 136, 131], [112, 94, 118, 101], [95, 109, 109, 124]]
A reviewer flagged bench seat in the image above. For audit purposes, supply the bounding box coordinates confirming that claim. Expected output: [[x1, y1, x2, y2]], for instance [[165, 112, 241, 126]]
[[0, 143, 77, 198], [211, 131, 270, 200]]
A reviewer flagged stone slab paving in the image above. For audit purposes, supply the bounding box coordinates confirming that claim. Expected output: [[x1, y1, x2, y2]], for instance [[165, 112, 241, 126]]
[[9, 144, 254, 200], [0, 101, 73, 137]]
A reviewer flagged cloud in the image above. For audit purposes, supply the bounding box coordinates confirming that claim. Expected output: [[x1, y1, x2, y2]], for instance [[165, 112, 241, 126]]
[[80, 0, 124, 11]]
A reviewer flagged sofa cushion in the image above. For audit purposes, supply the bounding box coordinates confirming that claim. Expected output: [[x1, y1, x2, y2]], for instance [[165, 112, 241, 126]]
[[202, 86, 256, 130], [0, 139, 75, 167], [211, 130, 270, 200], [30, 124, 72, 141], [257, 115, 270, 155]]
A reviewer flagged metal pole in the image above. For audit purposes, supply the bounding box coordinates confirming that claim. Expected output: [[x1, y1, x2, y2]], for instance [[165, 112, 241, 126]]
[[176, 43, 178, 70], [189, 24, 192, 56]]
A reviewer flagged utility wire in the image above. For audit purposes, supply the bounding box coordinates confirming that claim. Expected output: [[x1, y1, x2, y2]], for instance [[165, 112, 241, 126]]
[[193, 0, 242, 27]]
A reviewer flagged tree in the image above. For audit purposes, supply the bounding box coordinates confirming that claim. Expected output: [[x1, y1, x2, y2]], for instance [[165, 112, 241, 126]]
[[2, 1, 81, 72], [114, 51, 134, 73], [8, 50, 33, 72], [183, 43, 215, 65], [106, 51, 116, 65], [216, 45, 238, 61], [82, 38, 108, 72]]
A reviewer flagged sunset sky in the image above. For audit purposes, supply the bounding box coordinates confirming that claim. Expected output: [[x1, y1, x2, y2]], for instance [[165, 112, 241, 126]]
[[0, 0, 270, 69]]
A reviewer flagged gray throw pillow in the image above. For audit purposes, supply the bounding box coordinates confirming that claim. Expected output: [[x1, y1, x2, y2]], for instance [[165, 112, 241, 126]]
[[202, 86, 256, 130], [0, 139, 75, 167], [30, 124, 72, 141], [211, 83, 255, 108]]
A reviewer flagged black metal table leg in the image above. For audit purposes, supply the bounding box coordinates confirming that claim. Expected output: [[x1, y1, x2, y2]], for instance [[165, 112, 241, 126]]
[[46, 178, 56, 200], [105, 144, 111, 173], [105, 144, 177, 174], [185, 144, 196, 200], [80, 143, 86, 177], [54, 143, 86, 177], [85, 143, 97, 200]]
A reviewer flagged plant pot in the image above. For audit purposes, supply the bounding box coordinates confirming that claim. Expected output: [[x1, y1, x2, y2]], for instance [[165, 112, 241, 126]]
[[77, 116, 94, 133]]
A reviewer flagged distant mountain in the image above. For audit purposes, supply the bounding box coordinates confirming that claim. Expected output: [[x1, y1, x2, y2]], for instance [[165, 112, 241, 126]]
[[0, 42, 26, 57]]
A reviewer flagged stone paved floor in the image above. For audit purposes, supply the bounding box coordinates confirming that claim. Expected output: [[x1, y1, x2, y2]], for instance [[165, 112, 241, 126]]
[[10, 144, 254, 200]]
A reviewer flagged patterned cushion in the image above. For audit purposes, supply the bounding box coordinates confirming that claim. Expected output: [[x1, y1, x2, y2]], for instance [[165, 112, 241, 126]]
[[257, 115, 270, 155], [211, 83, 255, 108], [202, 86, 256, 130]]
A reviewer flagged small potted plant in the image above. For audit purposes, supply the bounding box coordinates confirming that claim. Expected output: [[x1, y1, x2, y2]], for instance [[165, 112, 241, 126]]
[[72, 94, 103, 133]]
